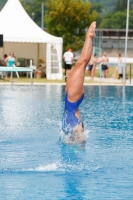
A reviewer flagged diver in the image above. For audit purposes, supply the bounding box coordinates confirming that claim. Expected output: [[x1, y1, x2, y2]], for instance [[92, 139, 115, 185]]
[[62, 22, 96, 144]]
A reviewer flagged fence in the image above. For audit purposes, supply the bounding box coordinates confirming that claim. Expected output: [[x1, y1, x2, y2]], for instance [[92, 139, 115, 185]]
[[99, 62, 133, 85]]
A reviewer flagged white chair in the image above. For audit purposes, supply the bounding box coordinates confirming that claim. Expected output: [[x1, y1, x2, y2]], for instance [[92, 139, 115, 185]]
[[0, 72, 4, 79], [12, 65, 20, 81], [27, 65, 37, 78]]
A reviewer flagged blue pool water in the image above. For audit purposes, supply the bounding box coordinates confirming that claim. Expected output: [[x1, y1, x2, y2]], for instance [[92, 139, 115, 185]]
[[0, 85, 133, 199]]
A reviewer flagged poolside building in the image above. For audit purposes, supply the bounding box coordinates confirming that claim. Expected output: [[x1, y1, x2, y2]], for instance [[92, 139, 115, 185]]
[[97, 29, 133, 58]]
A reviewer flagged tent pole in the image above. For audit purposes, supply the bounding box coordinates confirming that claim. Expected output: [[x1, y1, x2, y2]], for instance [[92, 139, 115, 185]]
[[41, 3, 44, 30], [37, 43, 39, 66], [124, 0, 130, 84]]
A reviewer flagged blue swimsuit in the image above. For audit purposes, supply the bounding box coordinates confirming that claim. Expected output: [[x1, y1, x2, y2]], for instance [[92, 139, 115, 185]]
[[62, 91, 84, 134], [8, 58, 15, 67]]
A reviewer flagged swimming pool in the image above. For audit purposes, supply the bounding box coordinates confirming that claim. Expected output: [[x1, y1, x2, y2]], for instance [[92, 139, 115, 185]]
[[0, 85, 133, 199]]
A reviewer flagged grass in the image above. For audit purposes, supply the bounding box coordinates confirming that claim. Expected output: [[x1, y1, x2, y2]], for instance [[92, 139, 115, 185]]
[[0, 76, 66, 84], [0, 76, 124, 85], [0, 65, 132, 85]]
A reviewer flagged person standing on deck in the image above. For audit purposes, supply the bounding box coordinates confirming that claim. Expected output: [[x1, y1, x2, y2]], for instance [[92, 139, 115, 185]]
[[99, 52, 109, 78], [5, 51, 17, 79], [88, 53, 97, 79], [63, 48, 74, 81]]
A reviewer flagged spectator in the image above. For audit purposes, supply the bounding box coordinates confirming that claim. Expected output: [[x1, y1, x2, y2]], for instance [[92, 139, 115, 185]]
[[0, 54, 8, 78], [87, 53, 97, 79], [112, 54, 123, 79], [63, 48, 74, 81], [1, 54, 8, 66], [117, 53, 123, 79], [5, 51, 17, 79], [99, 52, 109, 78]]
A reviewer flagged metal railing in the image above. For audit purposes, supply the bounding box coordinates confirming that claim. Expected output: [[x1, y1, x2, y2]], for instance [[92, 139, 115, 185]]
[[99, 62, 133, 85]]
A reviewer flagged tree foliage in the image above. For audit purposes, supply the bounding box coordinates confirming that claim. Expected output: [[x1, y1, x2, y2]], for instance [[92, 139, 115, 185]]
[[113, 0, 127, 13], [45, 0, 98, 51], [90, 2, 103, 13], [99, 12, 125, 29], [90, 2, 103, 27], [88, 0, 116, 15], [21, 0, 47, 27], [99, 0, 133, 29]]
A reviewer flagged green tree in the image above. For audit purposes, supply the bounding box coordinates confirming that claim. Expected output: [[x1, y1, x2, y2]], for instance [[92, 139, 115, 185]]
[[113, 0, 121, 13], [113, 0, 127, 13], [99, 10, 133, 29], [0, 0, 7, 11], [45, 0, 98, 51], [21, 0, 47, 27], [90, 2, 103, 27], [90, 2, 103, 14]]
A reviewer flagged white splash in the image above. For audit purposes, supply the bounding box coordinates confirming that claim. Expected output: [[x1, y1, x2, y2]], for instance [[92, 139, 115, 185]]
[[60, 129, 91, 145], [35, 163, 58, 172], [28, 162, 62, 172]]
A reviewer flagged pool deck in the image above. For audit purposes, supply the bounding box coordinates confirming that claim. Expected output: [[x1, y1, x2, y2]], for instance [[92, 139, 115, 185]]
[[0, 76, 132, 86]]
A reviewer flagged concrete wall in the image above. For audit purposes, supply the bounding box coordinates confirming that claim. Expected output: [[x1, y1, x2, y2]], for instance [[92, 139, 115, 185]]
[[0, 42, 46, 66], [101, 38, 133, 57]]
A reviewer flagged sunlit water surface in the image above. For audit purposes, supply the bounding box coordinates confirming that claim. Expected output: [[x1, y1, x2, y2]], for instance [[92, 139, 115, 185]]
[[0, 85, 133, 199]]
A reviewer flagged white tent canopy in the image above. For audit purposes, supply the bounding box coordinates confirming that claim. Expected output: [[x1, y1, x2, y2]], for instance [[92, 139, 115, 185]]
[[0, 0, 63, 79]]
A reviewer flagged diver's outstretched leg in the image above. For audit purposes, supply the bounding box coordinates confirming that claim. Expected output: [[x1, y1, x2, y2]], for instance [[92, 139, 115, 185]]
[[65, 22, 96, 102]]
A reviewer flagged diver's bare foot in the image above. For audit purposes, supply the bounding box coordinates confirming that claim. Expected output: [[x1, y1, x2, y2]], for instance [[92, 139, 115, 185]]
[[87, 22, 96, 38]]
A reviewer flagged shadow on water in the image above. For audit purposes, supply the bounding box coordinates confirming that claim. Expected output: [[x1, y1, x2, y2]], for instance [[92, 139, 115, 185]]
[[59, 142, 87, 199]]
